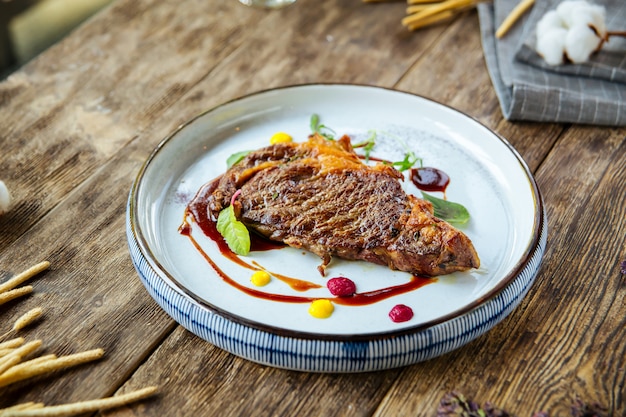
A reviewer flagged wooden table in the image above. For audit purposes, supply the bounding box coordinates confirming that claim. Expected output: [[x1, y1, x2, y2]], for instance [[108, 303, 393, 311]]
[[0, 0, 624, 415]]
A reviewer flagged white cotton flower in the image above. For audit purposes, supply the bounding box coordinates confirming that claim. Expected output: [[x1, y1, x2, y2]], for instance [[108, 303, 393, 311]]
[[565, 24, 603, 63], [0, 180, 12, 215], [537, 10, 566, 34], [536, 27, 568, 65], [535, 0, 607, 66], [569, 3, 607, 36], [555, 0, 591, 24]]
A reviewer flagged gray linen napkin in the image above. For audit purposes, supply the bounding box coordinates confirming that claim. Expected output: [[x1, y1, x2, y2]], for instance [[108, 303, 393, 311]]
[[477, 0, 626, 126]]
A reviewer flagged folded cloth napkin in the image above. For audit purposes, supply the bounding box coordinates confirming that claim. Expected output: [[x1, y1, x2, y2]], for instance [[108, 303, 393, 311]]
[[477, 0, 626, 126]]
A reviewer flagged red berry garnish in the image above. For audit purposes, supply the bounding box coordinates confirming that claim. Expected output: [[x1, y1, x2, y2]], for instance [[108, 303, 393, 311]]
[[389, 304, 414, 323], [327, 277, 356, 297]]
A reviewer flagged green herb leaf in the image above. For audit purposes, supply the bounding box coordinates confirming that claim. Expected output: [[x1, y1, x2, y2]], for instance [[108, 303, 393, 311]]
[[310, 114, 320, 133], [226, 150, 251, 169], [421, 192, 470, 224], [353, 130, 376, 163], [216, 205, 251, 255], [390, 151, 421, 172], [309, 113, 335, 140]]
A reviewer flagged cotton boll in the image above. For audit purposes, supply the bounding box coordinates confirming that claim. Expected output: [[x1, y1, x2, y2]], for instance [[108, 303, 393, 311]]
[[556, 0, 593, 26], [565, 24, 602, 63], [537, 10, 566, 35], [537, 27, 568, 65], [570, 4, 606, 37], [0, 180, 11, 215], [534, 0, 608, 65]]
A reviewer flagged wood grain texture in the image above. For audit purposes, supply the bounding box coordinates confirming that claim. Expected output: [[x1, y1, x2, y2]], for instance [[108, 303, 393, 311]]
[[0, 142, 175, 407], [0, 0, 258, 251], [374, 128, 626, 416], [101, 327, 403, 417], [0, 0, 624, 415]]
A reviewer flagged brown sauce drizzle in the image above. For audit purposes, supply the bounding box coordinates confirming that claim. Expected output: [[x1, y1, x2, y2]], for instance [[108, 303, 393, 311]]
[[409, 167, 450, 193], [357, 154, 450, 195], [179, 179, 435, 306], [251, 261, 322, 292]]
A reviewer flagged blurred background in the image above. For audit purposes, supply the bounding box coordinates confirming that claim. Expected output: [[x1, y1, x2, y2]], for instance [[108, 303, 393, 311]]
[[1, 0, 113, 77]]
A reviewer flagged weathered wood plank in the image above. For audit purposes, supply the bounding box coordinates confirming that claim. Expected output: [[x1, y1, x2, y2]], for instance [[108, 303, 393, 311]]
[[0, 141, 175, 407], [0, 0, 260, 250], [101, 327, 402, 417], [371, 127, 626, 415]]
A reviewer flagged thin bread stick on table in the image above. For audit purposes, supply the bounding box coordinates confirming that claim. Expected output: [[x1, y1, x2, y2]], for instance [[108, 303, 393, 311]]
[[0, 262, 50, 294], [0, 348, 104, 388], [496, 0, 535, 38], [0, 386, 158, 417]]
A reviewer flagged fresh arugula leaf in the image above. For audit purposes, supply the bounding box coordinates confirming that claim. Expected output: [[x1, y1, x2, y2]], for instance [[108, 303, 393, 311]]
[[309, 114, 336, 140], [226, 150, 251, 169], [421, 192, 470, 224], [216, 205, 251, 255]]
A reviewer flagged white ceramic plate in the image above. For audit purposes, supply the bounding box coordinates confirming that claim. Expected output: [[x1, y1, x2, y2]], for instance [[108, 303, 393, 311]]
[[127, 84, 546, 372]]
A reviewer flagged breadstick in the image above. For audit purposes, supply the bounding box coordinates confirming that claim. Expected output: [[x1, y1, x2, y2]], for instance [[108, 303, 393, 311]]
[[406, 10, 455, 30], [1, 340, 42, 362], [0, 340, 42, 375], [406, 4, 430, 13], [407, 0, 444, 4], [0, 386, 158, 417], [10, 354, 57, 370], [402, 0, 473, 25], [1, 308, 44, 340], [0, 262, 50, 294], [0, 355, 57, 381], [0, 338, 25, 350], [13, 308, 43, 332], [495, 0, 535, 38], [0, 402, 45, 413], [0, 349, 14, 358], [0, 348, 104, 388], [0, 355, 21, 376], [0, 287, 33, 306]]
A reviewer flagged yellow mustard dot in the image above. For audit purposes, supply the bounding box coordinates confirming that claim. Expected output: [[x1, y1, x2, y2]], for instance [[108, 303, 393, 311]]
[[308, 299, 334, 319], [251, 270, 271, 287], [270, 132, 293, 144]]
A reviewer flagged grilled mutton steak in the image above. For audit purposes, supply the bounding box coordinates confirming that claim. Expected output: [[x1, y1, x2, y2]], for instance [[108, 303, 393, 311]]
[[198, 133, 480, 276]]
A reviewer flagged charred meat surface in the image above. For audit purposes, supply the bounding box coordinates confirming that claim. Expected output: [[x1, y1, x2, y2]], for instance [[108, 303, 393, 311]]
[[198, 134, 480, 276]]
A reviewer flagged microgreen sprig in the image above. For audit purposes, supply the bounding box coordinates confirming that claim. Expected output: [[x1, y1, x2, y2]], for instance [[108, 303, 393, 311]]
[[365, 129, 421, 171], [388, 151, 421, 172], [353, 130, 377, 163], [310, 114, 336, 140]]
